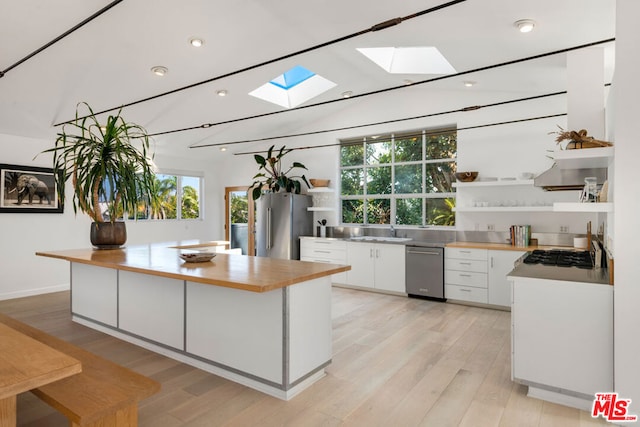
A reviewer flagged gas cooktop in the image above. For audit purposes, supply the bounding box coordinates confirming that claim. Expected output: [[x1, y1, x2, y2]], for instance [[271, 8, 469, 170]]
[[523, 249, 594, 269]]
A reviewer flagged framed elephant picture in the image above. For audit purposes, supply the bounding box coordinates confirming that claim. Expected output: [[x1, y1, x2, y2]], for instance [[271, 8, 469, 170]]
[[0, 164, 63, 213]]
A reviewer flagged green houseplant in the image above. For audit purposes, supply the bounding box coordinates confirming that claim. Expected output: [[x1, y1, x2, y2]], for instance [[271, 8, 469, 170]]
[[248, 145, 310, 200], [41, 102, 158, 248]]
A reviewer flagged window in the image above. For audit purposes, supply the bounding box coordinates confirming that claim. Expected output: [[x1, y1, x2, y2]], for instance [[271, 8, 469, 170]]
[[340, 128, 456, 227], [130, 172, 202, 220]]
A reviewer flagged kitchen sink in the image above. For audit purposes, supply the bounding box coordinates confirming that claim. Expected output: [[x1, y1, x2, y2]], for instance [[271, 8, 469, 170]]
[[349, 236, 413, 243]]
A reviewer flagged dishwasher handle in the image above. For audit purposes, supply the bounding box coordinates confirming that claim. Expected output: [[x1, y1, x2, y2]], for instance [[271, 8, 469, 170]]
[[407, 250, 441, 255]]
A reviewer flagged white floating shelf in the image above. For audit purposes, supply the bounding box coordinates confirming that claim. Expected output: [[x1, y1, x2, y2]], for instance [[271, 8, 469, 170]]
[[453, 179, 534, 188], [454, 206, 554, 213], [307, 187, 334, 193], [552, 147, 614, 169], [552, 202, 614, 213], [307, 207, 335, 212]]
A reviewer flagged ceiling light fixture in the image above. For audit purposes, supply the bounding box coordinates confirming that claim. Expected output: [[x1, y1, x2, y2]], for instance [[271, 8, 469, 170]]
[[151, 66, 168, 76], [189, 37, 205, 47], [220, 147, 227, 152], [217, 90, 228, 97], [341, 91, 353, 98], [463, 81, 476, 87], [403, 79, 414, 85], [514, 19, 536, 33]]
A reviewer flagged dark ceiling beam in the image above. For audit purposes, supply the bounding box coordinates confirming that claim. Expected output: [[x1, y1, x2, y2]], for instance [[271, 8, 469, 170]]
[[0, 0, 125, 79]]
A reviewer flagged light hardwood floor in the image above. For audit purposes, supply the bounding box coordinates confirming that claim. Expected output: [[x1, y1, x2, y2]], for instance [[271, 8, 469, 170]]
[[0, 288, 608, 427]]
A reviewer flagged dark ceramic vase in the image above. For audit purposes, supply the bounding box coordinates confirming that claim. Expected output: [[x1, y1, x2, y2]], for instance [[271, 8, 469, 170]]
[[90, 221, 127, 249]]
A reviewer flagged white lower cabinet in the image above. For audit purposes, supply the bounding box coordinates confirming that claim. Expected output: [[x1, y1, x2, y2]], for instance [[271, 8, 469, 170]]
[[300, 238, 347, 284], [445, 247, 524, 308], [488, 250, 525, 307], [445, 248, 488, 303], [346, 242, 406, 293]]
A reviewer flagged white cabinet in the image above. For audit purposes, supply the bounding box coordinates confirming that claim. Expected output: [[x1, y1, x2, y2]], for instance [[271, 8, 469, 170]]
[[488, 250, 525, 307], [445, 247, 523, 308], [346, 242, 406, 293], [445, 248, 488, 303], [511, 276, 613, 407], [300, 238, 347, 284], [71, 263, 118, 327]]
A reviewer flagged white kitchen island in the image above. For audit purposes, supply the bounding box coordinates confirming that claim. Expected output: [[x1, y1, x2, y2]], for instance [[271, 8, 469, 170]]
[[509, 264, 612, 410], [36, 242, 350, 400]]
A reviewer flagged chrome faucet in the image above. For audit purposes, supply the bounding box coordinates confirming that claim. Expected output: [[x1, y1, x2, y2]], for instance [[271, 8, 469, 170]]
[[389, 225, 396, 237]]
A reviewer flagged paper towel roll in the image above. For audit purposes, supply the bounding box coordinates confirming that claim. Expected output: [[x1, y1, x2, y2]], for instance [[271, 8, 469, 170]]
[[573, 237, 588, 249]]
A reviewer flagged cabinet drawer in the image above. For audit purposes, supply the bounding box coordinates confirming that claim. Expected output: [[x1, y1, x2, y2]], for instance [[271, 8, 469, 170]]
[[445, 270, 487, 288], [445, 258, 487, 273], [301, 238, 347, 251], [445, 248, 488, 261], [300, 249, 346, 263], [446, 284, 488, 303], [300, 257, 348, 284]]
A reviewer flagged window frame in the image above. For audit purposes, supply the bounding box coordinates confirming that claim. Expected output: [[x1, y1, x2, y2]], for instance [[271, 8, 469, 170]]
[[339, 128, 456, 227]]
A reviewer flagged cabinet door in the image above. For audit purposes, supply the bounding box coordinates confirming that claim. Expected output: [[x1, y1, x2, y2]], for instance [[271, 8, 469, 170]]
[[374, 244, 406, 293], [346, 242, 375, 288], [488, 250, 525, 307]]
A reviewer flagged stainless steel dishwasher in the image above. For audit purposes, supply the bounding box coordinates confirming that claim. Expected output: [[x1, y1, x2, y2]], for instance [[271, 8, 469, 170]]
[[405, 245, 445, 301]]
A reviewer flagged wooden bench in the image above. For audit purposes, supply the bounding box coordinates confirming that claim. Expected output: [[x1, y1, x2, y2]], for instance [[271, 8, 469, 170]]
[[0, 313, 160, 427]]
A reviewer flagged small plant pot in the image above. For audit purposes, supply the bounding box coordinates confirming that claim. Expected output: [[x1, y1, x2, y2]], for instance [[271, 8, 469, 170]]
[[90, 222, 127, 249]]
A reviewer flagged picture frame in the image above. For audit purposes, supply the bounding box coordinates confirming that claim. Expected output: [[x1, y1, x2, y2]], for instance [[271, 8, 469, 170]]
[[0, 163, 63, 213]]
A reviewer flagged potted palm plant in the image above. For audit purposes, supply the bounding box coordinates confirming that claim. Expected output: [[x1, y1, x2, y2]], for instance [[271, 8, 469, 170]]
[[41, 102, 158, 248], [248, 145, 310, 200]]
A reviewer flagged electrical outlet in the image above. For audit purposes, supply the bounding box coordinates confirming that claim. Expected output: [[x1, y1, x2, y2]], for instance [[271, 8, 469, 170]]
[[487, 224, 495, 231], [560, 225, 569, 233]]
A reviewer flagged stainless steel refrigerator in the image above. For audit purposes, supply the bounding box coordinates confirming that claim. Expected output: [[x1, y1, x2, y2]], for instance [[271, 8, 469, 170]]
[[256, 193, 313, 260]]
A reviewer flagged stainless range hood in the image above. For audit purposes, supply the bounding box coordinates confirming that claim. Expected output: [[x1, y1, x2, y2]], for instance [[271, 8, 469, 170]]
[[534, 163, 607, 191]]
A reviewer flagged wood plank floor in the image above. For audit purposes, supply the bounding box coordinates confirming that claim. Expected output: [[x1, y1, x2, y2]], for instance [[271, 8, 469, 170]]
[[0, 288, 608, 427]]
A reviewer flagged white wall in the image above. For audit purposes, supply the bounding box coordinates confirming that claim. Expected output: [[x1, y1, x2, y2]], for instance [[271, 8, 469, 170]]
[[0, 133, 219, 300], [613, 0, 640, 408]]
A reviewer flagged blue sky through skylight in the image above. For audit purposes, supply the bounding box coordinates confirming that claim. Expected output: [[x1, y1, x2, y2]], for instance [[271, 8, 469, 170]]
[[270, 65, 315, 90]]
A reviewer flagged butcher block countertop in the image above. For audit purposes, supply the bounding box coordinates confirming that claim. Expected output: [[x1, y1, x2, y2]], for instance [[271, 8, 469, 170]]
[[36, 241, 350, 293], [445, 241, 570, 252]]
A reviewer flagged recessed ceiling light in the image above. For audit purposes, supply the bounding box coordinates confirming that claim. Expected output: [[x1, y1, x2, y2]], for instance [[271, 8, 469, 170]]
[[216, 90, 228, 97], [403, 79, 414, 85], [189, 37, 205, 47], [514, 19, 536, 33], [151, 66, 168, 76], [220, 147, 227, 152], [341, 91, 353, 98], [463, 81, 476, 87]]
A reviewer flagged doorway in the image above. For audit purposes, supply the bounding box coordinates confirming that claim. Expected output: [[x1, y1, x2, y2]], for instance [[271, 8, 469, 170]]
[[224, 187, 256, 255]]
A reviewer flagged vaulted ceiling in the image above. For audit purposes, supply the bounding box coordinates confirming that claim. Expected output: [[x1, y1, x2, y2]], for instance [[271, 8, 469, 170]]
[[0, 0, 616, 159]]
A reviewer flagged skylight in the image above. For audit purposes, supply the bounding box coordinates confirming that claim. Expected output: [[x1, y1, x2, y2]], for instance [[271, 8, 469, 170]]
[[357, 47, 456, 75], [249, 65, 336, 109]]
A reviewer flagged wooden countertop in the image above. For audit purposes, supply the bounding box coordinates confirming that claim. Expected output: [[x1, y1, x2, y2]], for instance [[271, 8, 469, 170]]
[[36, 243, 350, 293], [446, 241, 572, 252]]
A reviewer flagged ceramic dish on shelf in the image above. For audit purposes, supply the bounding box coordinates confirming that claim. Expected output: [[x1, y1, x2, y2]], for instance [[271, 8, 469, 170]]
[[454, 171, 478, 182], [309, 179, 330, 187], [179, 252, 216, 263]]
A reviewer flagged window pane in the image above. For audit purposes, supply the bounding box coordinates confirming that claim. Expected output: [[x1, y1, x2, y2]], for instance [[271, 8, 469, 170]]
[[367, 166, 391, 195], [396, 198, 422, 226], [342, 199, 364, 224], [366, 140, 392, 165], [426, 132, 457, 160], [154, 174, 177, 219], [425, 162, 456, 193], [426, 198, 456, 226], [395, 135, 422, 162], [181, 176, 200, 219], [367, 198, 391, 224], [394, 164, 422, 194], [340, 144, 364, 167], [341, 169, 364, 195]]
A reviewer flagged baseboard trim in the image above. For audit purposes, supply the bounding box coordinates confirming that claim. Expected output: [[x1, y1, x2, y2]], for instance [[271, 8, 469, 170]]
[[0, 284, 70, 301]]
